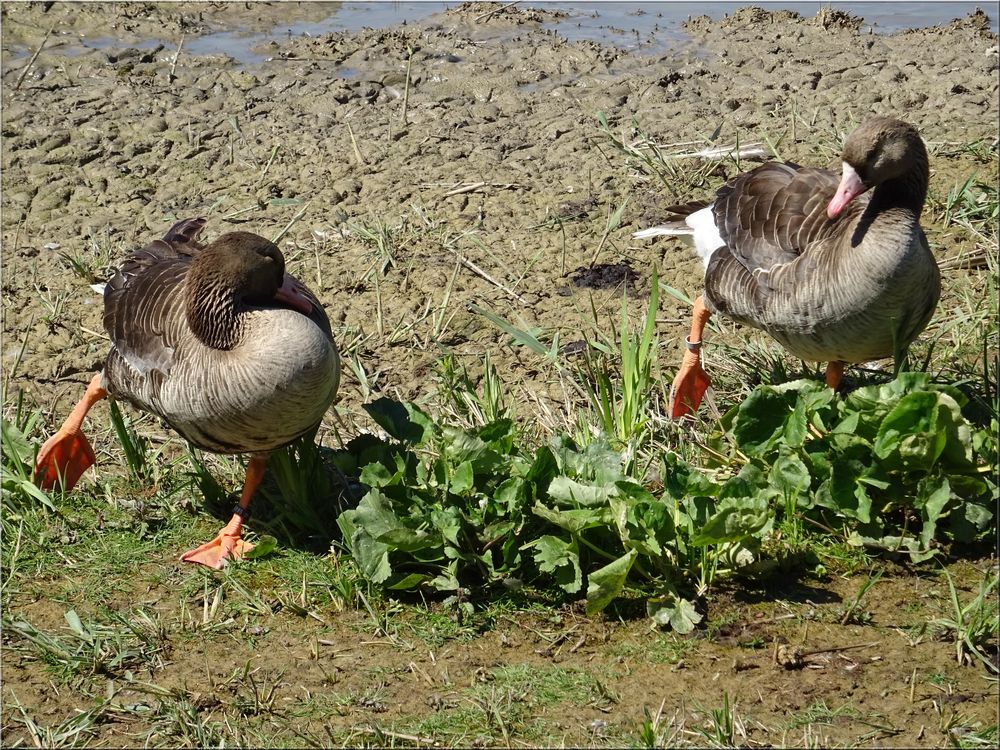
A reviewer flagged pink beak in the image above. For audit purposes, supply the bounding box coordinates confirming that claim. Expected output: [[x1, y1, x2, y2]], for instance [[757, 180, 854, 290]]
[[273, 274, 314, 315], [827, 163, 867, 219]]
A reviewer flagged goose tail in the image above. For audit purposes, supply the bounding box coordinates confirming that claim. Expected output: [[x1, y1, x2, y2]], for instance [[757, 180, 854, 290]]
[[632, 222, 693, 240], [633, 202, 721, 270], [162, 217, 208, 247]]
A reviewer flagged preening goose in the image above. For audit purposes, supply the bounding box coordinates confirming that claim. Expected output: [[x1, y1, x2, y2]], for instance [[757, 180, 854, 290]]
[[35, 218, 341, 568], [634, 117, 940, 417]]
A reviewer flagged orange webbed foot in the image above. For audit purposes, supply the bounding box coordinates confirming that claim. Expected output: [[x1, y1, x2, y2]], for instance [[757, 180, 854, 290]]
[[182, 455, 267, 569], [669, 346, 712, 419], [34, 430, 96, 491], [180, 512, 255, 569], [180, 532, 255, 570]]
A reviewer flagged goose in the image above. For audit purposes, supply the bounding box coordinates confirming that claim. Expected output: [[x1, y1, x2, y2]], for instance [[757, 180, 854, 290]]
[[34, 218, 340, 568], [634, 117, 940, 417]]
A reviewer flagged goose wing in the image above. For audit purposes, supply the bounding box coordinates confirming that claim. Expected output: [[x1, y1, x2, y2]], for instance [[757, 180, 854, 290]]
[[103, 218, 207, 381], [713, 163, 865, 272]]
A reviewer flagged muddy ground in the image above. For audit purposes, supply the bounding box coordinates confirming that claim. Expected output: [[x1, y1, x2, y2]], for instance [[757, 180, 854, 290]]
[[1, 1, 998, 747]]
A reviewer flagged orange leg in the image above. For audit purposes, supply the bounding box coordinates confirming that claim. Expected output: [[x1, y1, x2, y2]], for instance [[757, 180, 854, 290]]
[[669, 296, 712, 418], [180, 453, 268, 569], [35, 373, 107, 491], [825, 360, 845, 390]]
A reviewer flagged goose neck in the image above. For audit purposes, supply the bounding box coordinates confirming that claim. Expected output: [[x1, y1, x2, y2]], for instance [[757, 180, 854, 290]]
[[185, 281, 243, 350], [869, 149, 929, 219]]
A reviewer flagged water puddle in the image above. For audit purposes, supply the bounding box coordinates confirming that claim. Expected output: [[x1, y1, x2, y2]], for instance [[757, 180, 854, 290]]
[[4, 2, 995, 66]]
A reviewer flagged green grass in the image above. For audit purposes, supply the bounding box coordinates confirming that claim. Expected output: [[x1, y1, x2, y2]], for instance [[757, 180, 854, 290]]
[[5, 606, 169, 682], [609, 632, 697, 664], [929, 568, 999, 673]]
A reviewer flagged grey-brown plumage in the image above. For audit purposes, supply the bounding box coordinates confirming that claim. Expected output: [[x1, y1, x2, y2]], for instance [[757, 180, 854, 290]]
[[641, 118, 940, 366], [101, 217, 340, 454]]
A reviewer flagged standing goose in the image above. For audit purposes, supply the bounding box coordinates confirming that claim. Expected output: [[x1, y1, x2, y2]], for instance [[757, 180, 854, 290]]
[[35, 218, 340, 568], [634, 117, 940, 417]]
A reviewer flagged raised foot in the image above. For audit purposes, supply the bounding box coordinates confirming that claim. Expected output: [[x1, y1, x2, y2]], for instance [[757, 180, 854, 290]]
[[34, 430, 96, 491], [180, 534, 255, 570], [669, 359, 712, 419]]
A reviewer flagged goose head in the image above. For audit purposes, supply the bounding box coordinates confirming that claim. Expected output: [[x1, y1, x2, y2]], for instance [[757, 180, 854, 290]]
[[827, 118, 927, 219], [185, 232, 314, 349]]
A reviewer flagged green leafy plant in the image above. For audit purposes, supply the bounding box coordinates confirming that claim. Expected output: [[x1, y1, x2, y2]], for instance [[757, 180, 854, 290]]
[[578, 269, 660, 472], [336, 371, 995, 631], [337, 397, 542, 593], [710, 373, 996, 560], [336, 395, 759, 630]]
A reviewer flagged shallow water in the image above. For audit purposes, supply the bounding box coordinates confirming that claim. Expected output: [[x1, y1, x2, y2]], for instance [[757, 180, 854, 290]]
[[5, 1, 996, 64]]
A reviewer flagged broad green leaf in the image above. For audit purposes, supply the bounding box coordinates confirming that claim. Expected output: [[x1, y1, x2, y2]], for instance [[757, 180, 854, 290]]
[[376, 527, 435, 553], [364, 398, 432, 444], [731, 384, 819, 456], [534, 535, 582, 593], [387, 573, 432, 590], [243, 535, 278, 560], [815, 457, 872, 523], [648, 596, 703, 634], [846, 531, 940, 563], [525, 445, 558, 488], [550, 434, 622, 484], [846, 372, 932, 413], [635, 500, 676, 557], [471, 449, 506, 478], [800, 383, 838, 415], [949, 500, 994, 543], [874, 391, 946, 469], [611, 481, 670, 556], [917, 474, 952, 551], [934, 393, 975, 468], [1, 418, 35, 467], [662, 452, 719, 500], [585, 549, 638, 615], [337, 490, 401, 583], [495, 477, 524, 513], [831, 410, 861, 435], [547, 476, 617, 508], [478, 418, 515, 445], [431, 507, 464, 547], [607, 495, 630, 541], [732, 386, 788, 454], [614, 480, 657, 504], [359, 460, 398, 488], [772, 452, 812, 507], [442, 427, 486, 464], [450, 460, 475, 495], [783, 395, 808, 448], [691, 498, 769, 546], [532, 502, 604, 534], [430, 563, 460, 592], [680, 494, 716, 533]]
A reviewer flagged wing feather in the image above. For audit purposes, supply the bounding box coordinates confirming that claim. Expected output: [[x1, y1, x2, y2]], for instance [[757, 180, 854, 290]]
[[712, 163, 866, 273], [103, 221, 205, 386]]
